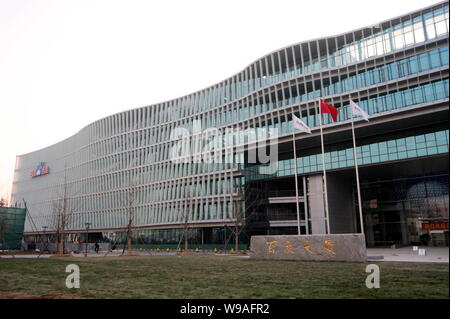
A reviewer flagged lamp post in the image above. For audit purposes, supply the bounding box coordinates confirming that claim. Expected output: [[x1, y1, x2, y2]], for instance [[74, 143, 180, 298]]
[[84, 222, 91, 257]]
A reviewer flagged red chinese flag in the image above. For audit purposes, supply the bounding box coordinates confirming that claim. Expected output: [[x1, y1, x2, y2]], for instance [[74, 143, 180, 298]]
[[320, 99, 339, 122]]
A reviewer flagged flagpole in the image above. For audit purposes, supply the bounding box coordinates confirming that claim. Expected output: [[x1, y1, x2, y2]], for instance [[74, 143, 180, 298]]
[[350, 105, 365, 235], [292, 129, 301, 235], [319, 100, 331, 234], [303, 175, 309, 235]]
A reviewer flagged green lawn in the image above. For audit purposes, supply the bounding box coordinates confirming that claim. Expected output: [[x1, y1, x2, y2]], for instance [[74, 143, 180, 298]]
[[0, 255, 448, 299]]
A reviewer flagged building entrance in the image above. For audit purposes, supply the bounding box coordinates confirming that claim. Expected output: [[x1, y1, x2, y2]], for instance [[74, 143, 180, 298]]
[[361, 171, 448, 247]]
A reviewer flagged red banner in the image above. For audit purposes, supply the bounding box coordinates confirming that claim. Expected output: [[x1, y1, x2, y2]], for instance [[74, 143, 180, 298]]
[[422, 222, 449, 230]]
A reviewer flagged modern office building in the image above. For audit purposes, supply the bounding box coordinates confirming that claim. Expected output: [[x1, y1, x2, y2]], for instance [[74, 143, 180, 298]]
[[11, 2, 449, 248]]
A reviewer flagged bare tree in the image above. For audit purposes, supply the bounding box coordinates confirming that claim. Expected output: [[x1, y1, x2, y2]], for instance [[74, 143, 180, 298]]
[[177, 195, 191, 251], [177, 180, 195, 251], [226, 182, 266, 252], [224, 165, 244, 252], [225, 182, 244, 252], [232, 192, 244, 252], [50, 169, 74, 256], [122, 177, 136, 256]]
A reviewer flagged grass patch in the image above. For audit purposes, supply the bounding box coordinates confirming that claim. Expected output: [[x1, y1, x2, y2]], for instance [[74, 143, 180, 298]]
[[0, 255, 448, 298]]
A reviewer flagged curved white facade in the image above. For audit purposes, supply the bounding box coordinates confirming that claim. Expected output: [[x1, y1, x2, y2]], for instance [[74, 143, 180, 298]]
[[11, 1, 449, 240]]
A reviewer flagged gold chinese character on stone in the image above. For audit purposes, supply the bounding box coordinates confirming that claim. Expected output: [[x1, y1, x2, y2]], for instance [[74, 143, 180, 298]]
[[323, 239, 336, 254], [303, 241, 316, 254], [266, 240, 278, 254], [284, 240, 294, 254]]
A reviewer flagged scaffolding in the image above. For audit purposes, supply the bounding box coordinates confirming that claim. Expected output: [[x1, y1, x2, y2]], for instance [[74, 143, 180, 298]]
[[0, 207, 26, 250]]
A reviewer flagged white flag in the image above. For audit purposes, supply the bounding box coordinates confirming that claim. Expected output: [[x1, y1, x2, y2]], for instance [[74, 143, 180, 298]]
[[350, 100, 369, 121], [292, 114, 311, 134]]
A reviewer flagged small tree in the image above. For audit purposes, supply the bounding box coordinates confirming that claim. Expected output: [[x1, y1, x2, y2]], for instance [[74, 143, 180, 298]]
[[227, 183, 245, 252], [122, 177, 136, 256], [178, 198, 193, 251], [177, 182, 194, 251], [51, 170, 74, 255], [226, 182, 265, 252]]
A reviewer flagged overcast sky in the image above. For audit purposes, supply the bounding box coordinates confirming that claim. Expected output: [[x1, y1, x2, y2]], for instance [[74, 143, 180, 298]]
[[0, 0, 441, 200]]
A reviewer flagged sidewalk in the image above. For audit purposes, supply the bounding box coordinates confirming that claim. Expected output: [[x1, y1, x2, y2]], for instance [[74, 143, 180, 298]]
[[2, 247, 448, 262], [367, 246, 449, 263], [0, 254, 51, 259], [70, 250, 179, 257]]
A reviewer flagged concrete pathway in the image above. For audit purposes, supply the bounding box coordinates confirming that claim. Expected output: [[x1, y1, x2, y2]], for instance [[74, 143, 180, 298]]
[[0, 254, 51, 259], [2, 247, 448, 263], [367, 246, 449, 263], [70, 250, 181, 258]]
